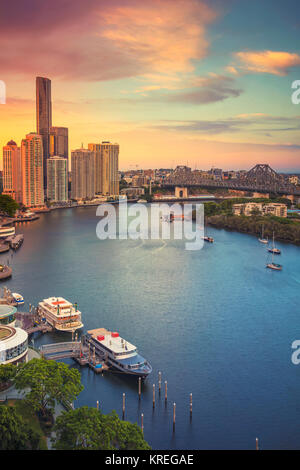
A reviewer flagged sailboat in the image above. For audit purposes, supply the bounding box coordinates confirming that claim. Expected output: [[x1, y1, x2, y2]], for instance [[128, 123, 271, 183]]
[[266, 234, 282, 271], [258, 225, 268, 244], [268, 232, 281, 255]]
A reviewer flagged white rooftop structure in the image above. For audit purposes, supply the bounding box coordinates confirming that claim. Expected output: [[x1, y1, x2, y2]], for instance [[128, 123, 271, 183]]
[[88, 328, 137, 356]]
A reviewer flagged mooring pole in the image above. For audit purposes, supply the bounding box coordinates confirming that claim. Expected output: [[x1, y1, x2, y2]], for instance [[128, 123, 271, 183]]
[[122, 393, 125, 419], [165, 381, 168, 402], [190, 393, 193, 418], [153, 384, 155, 408], [256, 437, 259, 450], [138, 377, 142, 399], [173, 403, 176, 430], [158, 371, 162, 394], [141, 413, 144, 434], [96, 400, 99, 411]]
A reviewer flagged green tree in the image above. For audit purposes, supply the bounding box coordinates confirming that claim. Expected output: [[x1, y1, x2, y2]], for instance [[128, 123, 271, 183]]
[[53, 407, 151, 450], [0, 363, 17, 390], [14, 358, 83, 417], [0, 405, 40, 450], [0, 194, 19, 217]]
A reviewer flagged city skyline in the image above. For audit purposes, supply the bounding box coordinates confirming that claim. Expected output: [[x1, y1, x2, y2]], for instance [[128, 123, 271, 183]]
[[0, 0, 300, 171]]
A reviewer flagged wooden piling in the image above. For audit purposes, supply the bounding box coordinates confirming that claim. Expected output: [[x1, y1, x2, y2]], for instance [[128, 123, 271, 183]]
[[93, 346, 96, 366], [153, 384, 155, 408], [256, 437, 259, 450], [122, 393, 125, 418], [165, 381, 168, 402], [96, 400, 99, 410], [190, 393, 192, 417], [173, 403, 176, 429], [158, 371, 162, 394], [138, 377, 141, 399], [141, 413, 144, 434]]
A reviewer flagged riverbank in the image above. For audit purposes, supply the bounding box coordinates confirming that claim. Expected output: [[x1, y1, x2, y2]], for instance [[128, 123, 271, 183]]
[[206, 214, 300, 245]]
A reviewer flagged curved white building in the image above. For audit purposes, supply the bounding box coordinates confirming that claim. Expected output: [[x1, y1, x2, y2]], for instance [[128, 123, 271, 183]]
[[0, 305, 17, 327], [0, 325, 28, 365]]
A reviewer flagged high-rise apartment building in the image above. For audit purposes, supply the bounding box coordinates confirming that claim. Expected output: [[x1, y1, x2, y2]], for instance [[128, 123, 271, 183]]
[[21, 133, 44, 207], [88, 142, 119, 196], [71, 149, 95, 200], [36, 77, 52, 187], [49, 127, 68, 160], [47, 156, 68, 203], [2, 140, 22, 203]]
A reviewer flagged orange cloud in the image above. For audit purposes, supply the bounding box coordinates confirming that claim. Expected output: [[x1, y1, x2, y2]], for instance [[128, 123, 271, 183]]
[[233, 50, 300, 76], [100, 0, 217, 75]]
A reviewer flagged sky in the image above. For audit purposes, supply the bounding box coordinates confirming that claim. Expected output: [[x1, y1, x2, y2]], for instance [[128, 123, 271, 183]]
[[0, 0, 300, 171]]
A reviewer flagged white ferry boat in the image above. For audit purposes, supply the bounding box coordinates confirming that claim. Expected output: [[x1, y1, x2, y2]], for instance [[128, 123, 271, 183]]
[[0, 226, 15, 238], [12, 293, 24, 305], [86, 328, 152, 378], [38, 297, 84, 332]]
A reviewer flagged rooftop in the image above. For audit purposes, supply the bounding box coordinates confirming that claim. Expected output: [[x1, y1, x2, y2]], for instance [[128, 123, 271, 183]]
[[87, 328, 136, 355]]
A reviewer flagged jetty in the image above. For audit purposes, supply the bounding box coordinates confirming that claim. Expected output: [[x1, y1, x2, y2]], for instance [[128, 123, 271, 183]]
[[39, 338, 110, 373], [0, 287, 18, 306]]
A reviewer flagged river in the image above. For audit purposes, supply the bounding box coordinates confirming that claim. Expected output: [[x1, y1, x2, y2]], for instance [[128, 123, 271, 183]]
[[3, 205, 300, 449]]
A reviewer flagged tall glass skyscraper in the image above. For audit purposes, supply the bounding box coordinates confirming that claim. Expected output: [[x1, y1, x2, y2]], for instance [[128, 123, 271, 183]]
[[49, 127, 68, 159], [3, 140, 22, 203], [21, 133, 44, 207], [36, 77, 52, 188], [88, 142, 119, 196], [47, 156, 68, 203]]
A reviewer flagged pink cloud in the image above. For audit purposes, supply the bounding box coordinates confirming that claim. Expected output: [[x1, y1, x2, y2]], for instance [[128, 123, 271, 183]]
[[232, 50, 300, 76], [0, 0, 217, 82]]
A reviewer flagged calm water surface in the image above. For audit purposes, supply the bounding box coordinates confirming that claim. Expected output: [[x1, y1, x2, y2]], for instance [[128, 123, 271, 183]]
[[3, 206, 300, 450]]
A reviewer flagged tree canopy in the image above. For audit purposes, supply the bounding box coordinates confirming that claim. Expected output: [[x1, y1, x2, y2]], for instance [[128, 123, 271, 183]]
[[0, 194, 19, 217], [14, 358, 83, 416], [0, 405, 40, 450], [53, 407, 151, 450]]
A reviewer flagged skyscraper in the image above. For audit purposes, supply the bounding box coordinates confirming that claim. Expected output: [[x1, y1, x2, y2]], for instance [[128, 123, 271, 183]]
[[71, 149, 95, 200], [3, 140, 22, 203], [88, 142, 119, 196], [49, 127, 68, 160], [36, 77, 52, 187], [47, 156, 68, 203], [21, 133, 44, 207]]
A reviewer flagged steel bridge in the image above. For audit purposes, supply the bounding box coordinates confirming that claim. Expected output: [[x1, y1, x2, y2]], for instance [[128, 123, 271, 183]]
[[163, 164, 300, 196]]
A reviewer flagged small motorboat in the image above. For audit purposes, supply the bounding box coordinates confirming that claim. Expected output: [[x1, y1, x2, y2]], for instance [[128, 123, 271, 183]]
[[12, 293, 24, 305], [202, 236, 214, 243]]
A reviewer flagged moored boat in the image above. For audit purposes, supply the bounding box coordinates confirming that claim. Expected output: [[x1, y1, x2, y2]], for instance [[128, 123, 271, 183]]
[[266, 263, 282, 271], [38, 297, 84, 332], [258, 224, 268, 244], [268, 232, 281, 255], [86, 328, 152, 378], [12, 293, 24, 305]]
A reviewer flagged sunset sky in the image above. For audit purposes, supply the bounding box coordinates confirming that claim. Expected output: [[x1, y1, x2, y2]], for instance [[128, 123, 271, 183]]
[[0, 0, 300, 171]]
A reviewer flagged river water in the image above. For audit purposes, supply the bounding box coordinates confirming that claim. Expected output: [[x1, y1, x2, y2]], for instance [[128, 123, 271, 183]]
[[3, 205, 300, 449]]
